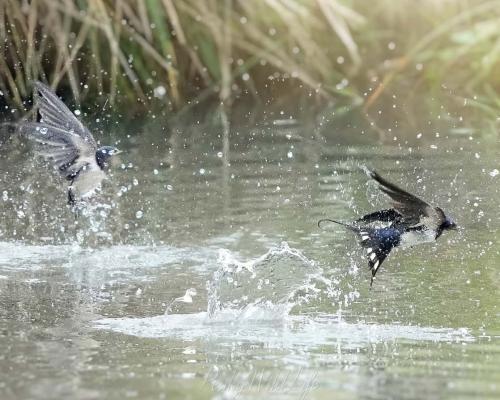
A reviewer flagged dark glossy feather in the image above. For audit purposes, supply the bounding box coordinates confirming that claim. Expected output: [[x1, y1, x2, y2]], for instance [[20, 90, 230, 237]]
[[364, 167, 445, 228], [318, 219, 399, 286], [357, 226, 401, 286], [355, 209, 402, 225]]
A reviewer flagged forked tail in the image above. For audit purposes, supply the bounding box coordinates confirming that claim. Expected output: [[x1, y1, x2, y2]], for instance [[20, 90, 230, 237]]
[[318, 217, 395, 287], [317, 218, 358, 232]]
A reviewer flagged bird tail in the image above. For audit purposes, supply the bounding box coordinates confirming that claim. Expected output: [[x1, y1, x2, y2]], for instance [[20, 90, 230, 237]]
[[357, 228, 398, 287], [317, 218, 359, 233], [318, 217, 394, 287]]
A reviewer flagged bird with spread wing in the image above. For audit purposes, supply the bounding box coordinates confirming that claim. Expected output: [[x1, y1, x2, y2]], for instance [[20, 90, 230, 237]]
[[18, 82, 121, 205], [319, 168, 457, 286]]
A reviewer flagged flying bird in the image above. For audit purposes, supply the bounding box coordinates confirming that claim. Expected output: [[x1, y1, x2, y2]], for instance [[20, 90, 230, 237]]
[[319, 168, 457, 286], [18, 81, 121, 205]]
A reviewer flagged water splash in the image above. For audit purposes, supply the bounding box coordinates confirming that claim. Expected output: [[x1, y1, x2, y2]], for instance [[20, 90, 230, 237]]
[[91, 242, 475, 347], [206, 242, 321, 321], [94, 312, 474, 347], [74, 202, 115, 246]]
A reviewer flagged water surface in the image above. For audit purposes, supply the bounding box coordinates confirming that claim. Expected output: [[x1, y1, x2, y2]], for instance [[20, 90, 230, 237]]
[[0, 121, 498, 399]]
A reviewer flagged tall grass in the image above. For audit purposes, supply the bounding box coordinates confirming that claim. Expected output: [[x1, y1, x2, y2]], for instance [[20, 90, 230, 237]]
[[1, 0, 500, 132]]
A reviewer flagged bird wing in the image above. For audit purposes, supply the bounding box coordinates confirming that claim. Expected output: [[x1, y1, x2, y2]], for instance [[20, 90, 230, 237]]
[[33, 81, 97, 148], [364, 168, 444, 228], [18, 122, 97, 180], [355, 209, 403, 225]]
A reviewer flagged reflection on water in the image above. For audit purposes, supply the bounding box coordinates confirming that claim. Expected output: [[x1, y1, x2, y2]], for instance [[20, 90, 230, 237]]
[[0, 121, 499, 400]]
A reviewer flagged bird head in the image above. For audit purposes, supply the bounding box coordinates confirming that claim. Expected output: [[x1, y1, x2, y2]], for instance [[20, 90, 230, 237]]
[[96, 146, 122, 169], [442, 215, 458, 231]]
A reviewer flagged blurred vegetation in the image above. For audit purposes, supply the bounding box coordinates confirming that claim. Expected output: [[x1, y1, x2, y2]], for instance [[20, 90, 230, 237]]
[[1, 0, 500, 135]]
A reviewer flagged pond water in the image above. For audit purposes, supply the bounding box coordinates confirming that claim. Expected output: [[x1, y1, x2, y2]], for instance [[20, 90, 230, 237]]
[[0, 118, 498, 400]]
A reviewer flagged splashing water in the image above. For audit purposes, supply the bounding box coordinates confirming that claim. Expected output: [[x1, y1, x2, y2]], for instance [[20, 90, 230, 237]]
[[74, 202, 114, 245], [206, 242, 322, 321], [93, 242, 473, 349]]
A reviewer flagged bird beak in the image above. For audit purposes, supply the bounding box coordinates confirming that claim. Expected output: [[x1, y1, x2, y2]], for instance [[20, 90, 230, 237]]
[[112, 149, 123, 155]]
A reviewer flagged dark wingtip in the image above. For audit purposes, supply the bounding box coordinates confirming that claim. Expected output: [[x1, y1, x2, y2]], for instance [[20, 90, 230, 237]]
[[370, 270, 376, 288], [67, 188, 76, 206]]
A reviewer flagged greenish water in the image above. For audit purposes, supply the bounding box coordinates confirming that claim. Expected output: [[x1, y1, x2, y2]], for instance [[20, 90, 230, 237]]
[[0, 121, 498, 400]]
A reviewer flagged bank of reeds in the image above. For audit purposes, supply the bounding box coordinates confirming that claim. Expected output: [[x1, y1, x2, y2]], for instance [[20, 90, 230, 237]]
[[1, 0, 500, 132]]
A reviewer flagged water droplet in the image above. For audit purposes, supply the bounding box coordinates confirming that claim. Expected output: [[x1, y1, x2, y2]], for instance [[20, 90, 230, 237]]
[[135, 210, 143, 219], [489, 169, 499, 177], [153, 169, 159, 175], [199, 168, 206, 175], [74, 109, 81, 116], [287, 151, 293, 158], [154, 85, 166, 98]]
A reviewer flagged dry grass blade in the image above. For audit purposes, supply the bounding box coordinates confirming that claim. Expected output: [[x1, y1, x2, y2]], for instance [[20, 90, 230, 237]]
[[220, 0, 232, 103], [0, 0, 498, 135], [137, 0, 152, 42], [162, 0, 210, 84], [316, 0, 361, 69]]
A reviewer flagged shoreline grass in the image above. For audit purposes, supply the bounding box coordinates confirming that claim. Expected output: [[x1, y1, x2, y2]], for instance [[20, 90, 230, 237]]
[[0, 0, 499, 136]]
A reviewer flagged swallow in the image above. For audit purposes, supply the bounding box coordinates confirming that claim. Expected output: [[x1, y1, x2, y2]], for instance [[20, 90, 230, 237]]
[[319, 167, 457, 286], [17, 81, 121, 205]]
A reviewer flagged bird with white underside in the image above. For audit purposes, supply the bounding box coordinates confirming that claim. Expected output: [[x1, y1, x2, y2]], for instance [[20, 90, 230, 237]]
[[18, 81, 121, 206], [319, 167, 457, 286]]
